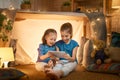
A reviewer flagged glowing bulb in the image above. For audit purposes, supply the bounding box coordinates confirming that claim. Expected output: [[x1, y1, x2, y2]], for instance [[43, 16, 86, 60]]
[[93, 45, 96, 49], [97, 18, 100, 21], [4, 61, 9, 68]]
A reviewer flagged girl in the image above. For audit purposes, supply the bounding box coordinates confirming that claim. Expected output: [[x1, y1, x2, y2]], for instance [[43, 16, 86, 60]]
[[47, 22, 79, 79], [35, 28, 58, 72]]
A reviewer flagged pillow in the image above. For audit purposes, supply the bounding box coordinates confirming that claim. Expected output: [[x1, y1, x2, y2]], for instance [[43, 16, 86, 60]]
[[0, 68, 26, 80], [87, 63, 120, 74], [85, 12, 107, 41], [111, 32, 120, 47], [82, 40, 94, 68], [108, 47, 120, 62], [77, 37, 88, 64]]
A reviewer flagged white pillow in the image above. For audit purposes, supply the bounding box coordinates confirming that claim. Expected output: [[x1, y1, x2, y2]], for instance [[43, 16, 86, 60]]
[[77, 37, 88, 64], [82, 40, 94, 68], [109, 47, 120, 62]]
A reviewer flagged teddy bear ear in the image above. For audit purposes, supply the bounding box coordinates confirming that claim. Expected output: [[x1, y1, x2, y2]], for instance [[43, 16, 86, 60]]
[[92, 38, 97, 42], [102, 41, 105, 44], [100, 40, 105, 44], [92, 39, 97, 44]]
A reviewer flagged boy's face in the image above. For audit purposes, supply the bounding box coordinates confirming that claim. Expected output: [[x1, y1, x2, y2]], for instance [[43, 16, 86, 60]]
[[61, 30, 71, 44], [46, 32, 57, 46]]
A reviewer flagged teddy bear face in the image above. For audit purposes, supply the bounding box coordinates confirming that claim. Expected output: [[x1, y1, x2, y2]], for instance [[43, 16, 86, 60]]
[[93, 40, 105, 50]]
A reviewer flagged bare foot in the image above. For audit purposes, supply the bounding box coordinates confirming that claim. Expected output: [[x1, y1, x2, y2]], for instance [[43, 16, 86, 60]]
[[46, 69, 60, 80], [44, 65, 52, 73], [48, 59, 56, 68], [46, 72, 59, 80]]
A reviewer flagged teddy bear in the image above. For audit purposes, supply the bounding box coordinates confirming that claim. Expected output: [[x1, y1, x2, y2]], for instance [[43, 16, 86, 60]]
[[91, 39, 112, 65]]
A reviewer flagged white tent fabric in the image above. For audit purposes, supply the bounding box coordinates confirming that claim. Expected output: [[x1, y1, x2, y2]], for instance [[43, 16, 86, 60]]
[[12, 18, 85, 65]]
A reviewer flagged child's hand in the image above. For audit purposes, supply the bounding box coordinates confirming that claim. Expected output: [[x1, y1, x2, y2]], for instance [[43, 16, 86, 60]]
[[46, 52, 54, 57], [48, 59, 57, 68], [48, 59, 55, 68], [55, 57, 59, 61], [63, 54, 71, 60]]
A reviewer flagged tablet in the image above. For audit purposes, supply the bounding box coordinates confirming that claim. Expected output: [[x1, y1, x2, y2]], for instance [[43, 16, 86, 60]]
[[48, 51, 66, 58]]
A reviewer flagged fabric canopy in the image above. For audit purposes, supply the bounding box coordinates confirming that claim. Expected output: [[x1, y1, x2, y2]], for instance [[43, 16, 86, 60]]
[[12, 18, 84, 64]]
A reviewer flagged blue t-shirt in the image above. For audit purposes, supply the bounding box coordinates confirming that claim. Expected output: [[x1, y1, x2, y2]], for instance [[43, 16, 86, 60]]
[[37, 44, 56, 63], [55, 40, 79, 60]]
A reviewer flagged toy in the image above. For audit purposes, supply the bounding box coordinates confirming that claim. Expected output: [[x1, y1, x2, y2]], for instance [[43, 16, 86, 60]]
[[91, 39, 111, 65]]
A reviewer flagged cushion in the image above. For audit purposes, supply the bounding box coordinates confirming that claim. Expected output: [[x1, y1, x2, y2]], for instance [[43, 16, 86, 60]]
[[82, 40, 94, 68], [87, 63, 120, 74], [77, 37, 88, 64], [0, 68, 26, 80], [85, 12, 107, 41], [108, 47, 120, 62], [111, 32, 120, 47]]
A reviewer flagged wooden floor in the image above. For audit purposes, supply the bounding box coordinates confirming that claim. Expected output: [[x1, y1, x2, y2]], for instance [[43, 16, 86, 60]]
[[61, 65, 120, 80], [15, 64, 47, 80], [15, 64, 120, 80]]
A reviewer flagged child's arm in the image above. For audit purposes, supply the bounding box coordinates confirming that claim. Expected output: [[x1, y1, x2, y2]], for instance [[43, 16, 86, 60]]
[[72, 46, 78, 61], [64, 47, 78, 62], [40, 52, 54, 60]]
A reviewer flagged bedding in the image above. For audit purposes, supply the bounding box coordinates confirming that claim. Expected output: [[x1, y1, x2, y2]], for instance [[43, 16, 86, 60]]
[[84, 41, 120, 74], [111, 32, 120, 47], [77, 36, 88, 64], [82, 40, 94, 67], [85, 12, 107, 41], [108, 47, 120, 62], [84, 40, 120, 74], [87, 63, 120, 74], [0, 68, 26, 80]]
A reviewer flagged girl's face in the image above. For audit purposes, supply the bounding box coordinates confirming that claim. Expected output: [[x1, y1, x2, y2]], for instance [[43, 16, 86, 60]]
[[46, 32, 57, 46], [61, 30, 71, 44]]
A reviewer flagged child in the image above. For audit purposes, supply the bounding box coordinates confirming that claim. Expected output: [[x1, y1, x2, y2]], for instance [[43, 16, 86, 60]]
[[46, 22, 79, 79], [35, 28, 58, 72]]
